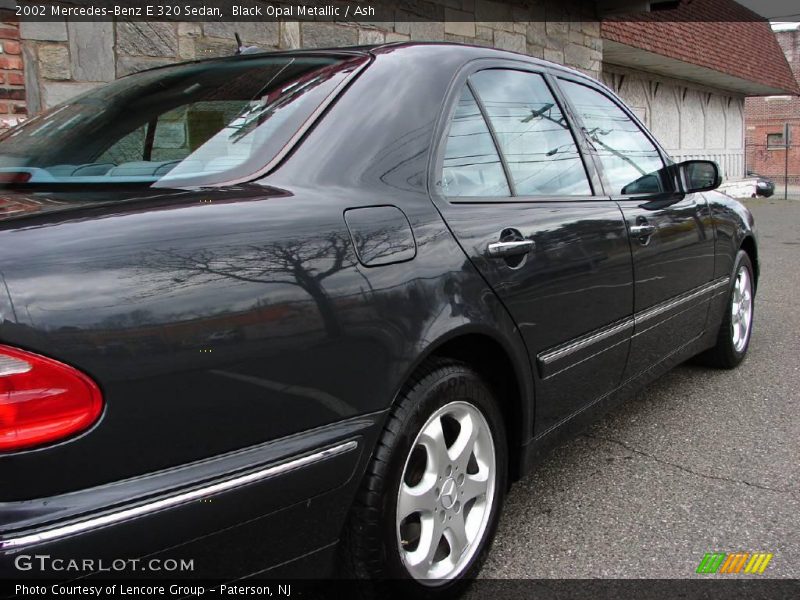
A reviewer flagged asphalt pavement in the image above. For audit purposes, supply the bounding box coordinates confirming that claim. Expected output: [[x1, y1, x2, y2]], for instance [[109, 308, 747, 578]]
[[480, 197, 800, 579]]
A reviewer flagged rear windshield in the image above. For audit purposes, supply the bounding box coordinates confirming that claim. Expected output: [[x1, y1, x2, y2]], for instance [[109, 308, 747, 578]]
[[0, 54, 362, 188]]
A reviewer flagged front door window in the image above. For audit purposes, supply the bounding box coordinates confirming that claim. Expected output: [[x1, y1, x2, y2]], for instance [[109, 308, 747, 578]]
[[559, 79, 672, 196]]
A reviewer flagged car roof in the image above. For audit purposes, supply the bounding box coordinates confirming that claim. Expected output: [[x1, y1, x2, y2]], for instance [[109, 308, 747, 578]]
[[369, 41, 591, 77], [122, 41, 594, 84]]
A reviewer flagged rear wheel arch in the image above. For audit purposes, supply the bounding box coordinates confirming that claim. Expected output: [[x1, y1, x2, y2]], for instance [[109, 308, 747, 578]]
[[392, 328, 532, 483]]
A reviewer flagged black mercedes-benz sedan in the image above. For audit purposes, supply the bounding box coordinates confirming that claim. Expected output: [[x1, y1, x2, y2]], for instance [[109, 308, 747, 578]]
[[0, 43, 758, 593]]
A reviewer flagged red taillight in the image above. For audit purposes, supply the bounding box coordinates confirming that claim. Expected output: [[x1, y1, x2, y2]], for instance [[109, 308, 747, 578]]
[[0, 345, 103, 452], [0, 172, 32, 184]]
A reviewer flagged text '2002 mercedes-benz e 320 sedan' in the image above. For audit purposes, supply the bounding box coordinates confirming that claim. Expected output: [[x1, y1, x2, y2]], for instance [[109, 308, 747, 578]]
[[0, 43, 757, 594]]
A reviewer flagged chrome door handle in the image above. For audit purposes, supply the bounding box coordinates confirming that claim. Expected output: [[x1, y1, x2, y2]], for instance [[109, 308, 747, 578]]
[[487, 240, 535, 257], [629, 224, 655, 237]]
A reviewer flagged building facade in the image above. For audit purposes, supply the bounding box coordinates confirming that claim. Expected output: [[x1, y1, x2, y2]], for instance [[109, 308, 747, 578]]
[[601, 65, 747, 179], [601, 1, 799, 181], [8, 1, 603, 120], [0, 20, 25, 126], [2, 0, 798, 184], [745, 26, 800, 185]]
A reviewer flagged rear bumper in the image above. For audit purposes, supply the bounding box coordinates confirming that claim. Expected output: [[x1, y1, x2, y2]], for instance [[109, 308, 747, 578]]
[[0, 413, 384, 579]]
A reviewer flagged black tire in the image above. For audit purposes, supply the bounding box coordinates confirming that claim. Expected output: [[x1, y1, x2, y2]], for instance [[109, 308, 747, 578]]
[[339, 359, 507, 598], [696, 250, 755, 368]]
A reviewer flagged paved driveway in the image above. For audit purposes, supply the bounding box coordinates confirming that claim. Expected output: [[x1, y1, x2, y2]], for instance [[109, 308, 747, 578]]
[[481, 198, 800, 579]]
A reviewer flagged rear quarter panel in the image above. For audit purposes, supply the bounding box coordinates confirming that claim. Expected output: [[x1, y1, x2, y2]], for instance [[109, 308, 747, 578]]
[[0, 188, 384, 499]]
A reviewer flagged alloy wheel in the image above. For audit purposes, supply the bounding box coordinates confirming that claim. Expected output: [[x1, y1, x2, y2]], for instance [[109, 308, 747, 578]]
[[731, 265, 753, 352], [395, 401, 496, 583]]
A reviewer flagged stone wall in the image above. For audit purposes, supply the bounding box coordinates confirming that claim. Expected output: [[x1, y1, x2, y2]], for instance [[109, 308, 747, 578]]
[[603, 64, 746, 179], [19, 4, 602, 113], [0, 20, 26, 128]]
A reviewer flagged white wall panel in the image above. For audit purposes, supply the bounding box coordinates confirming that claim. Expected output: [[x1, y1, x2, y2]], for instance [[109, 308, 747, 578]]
[[603, 65, 745, 179]]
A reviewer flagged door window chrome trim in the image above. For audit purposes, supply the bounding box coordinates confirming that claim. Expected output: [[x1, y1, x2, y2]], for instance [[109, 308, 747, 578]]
[[0, 440, 358, 550]]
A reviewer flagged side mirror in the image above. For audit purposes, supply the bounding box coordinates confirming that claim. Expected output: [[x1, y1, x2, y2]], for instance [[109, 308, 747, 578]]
[[679, 160, 721, 193], [621, 172, 663, 195]]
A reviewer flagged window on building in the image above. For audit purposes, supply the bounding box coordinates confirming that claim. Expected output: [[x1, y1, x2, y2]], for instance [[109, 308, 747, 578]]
[[559, 79, 673, 196], [767, 133, 785, 148]]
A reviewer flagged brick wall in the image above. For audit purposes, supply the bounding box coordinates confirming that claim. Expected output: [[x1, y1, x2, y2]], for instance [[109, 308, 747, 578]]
[[744, 29, 800, 184], [745, 30, 800, 122], [0, 19, 26, 130], [19, 1, 601, 113], [744, 122, 800, 184], [602, 0, 799, 97]]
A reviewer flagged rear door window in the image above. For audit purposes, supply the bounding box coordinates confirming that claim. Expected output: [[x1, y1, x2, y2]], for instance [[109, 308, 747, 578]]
[[469, 69, 592, 196], [441, 86, 511, 197]]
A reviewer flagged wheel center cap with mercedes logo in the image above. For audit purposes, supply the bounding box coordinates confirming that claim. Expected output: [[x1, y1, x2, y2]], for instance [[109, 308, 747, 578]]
[[439, 477, 457, 509]]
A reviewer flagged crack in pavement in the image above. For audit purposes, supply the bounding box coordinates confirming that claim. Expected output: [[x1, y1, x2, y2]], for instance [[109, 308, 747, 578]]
[[582, 433, 799, 496]]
